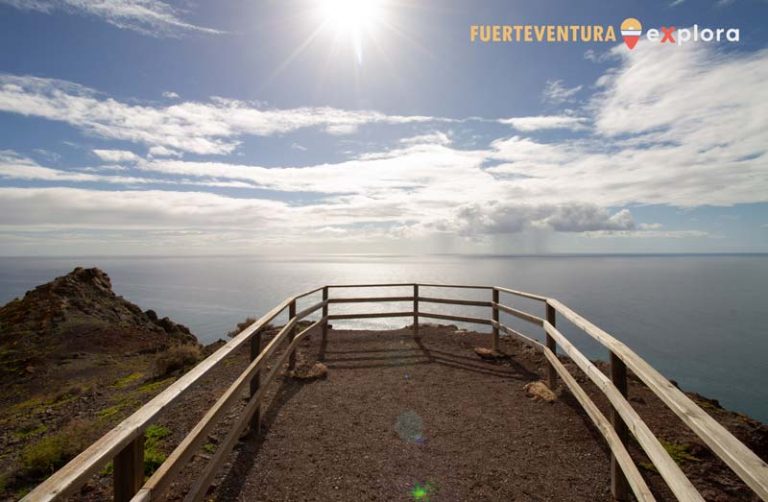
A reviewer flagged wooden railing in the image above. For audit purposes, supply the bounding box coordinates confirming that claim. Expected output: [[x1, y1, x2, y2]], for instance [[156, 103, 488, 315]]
[[22, 284, 768, 502]]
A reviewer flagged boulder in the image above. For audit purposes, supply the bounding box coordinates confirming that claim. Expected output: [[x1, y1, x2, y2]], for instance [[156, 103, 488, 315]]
[[474, 347, 506, 360], [290, 362, 328, 381], [524, 381, 557, 403]]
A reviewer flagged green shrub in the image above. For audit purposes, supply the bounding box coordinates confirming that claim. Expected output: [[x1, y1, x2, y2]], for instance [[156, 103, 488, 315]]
[[145, 424, 170, 442], [661, 440, 700, 464], [113, 372, 143, 388], [137, 377, 176, 394], [143, 425, 171, 476], [51, 384, 89, 404], [12, 422, 48, 440], [97, 404, 126, 420], [20, 420, 91, 476]]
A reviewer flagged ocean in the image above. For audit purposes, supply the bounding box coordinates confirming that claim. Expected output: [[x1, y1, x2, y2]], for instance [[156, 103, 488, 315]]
[[0, 254, 765, 422]]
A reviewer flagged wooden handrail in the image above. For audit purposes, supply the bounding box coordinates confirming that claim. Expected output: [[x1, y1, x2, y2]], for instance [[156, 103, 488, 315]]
[[548, 299, 768, 499], [493, 302, 545, 326], [327, 283, 415, 288], [182, 318, 325, 502], [541, 346, 655, 501], [328, 311, 413, 320], [328, 296, 414, 304], [22, 296, 294, 502], [544, 321, 704, 500], [22, 283, 768, 502], [137, 302, 326, 500], [494, 286, 548, 302], [418, 296, 492, 307], [418, 311, 492, 326], [293, 286, 325, 301], [417, 282, 493, 290]]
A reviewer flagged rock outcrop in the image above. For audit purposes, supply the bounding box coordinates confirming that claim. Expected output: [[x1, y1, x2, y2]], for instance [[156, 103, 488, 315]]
[[0, 267, 198, 380]]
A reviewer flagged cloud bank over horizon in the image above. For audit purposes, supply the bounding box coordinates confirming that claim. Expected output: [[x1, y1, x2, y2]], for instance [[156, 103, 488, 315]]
[[0, 39, 766, 254]]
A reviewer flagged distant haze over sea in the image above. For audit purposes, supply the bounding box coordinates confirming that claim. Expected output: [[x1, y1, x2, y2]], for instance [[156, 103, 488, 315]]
[[0, 254, 765, 422]]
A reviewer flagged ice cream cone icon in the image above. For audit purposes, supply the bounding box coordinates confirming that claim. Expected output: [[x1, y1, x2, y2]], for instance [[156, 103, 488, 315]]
[[621, 18, 642, 49]]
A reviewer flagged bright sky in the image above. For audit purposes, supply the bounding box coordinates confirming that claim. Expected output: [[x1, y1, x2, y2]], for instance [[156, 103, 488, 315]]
[[0, 0, 766, 255]]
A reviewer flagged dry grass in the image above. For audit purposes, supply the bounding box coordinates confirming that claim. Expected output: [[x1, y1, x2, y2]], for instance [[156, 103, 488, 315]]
[[155, 344, 201, 377]]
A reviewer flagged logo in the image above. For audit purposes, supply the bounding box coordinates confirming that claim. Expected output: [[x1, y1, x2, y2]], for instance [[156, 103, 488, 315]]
[[620, 18, 642, 50], [620, 18, 740, 49], [469, 18, 739, 48]]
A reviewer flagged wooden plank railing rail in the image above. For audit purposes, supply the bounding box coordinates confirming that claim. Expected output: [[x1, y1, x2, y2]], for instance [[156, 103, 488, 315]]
[[21, 283, 768, 502]]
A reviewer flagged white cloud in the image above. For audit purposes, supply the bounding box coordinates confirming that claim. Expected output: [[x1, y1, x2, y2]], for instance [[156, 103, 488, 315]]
[[135, 142, 488, 196], [92, 149, 139, 163], [400, 132, 452, 146], [0, 187, 285, 229], [437, 202, 635, 236], [593, 42, 767, 141], [162, 91, 180, 99], [541, 80, 583, 104], [0, 0, 222, 37], [584, 49, 613, 64], [325, 124, 359, 135], [0, 42, 765, 251], [148, 145, 182, 158], [583, 229, 711, 239], [499, 115, 589, 131], [0, 152, 254, 188], [0, 75, 439, 155]]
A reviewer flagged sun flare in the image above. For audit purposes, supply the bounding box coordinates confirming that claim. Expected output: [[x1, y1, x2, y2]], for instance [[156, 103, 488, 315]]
[[319, 0, 385, 32], [316, 0, 387, 63]]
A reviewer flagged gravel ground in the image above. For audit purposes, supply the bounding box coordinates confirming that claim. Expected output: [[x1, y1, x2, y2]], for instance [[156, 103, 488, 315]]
[[47, 323, 765, 501], [212, 326, 614, 501]]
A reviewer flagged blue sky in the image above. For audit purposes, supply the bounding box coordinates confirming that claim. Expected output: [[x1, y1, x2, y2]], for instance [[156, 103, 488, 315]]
[[0, 0, 766, 255]]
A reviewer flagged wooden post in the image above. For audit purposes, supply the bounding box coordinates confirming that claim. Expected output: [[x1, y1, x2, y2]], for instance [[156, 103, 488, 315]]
[[610, 352, 630, 501], [113, 434, 144, 502], [545, 302, 557, 390], [492, 288, 499, 352], [322, 287, 329, 345], [249, 330, 262, 435], [319, 287, 329, 361], [288, 300, 296, 370], [413, 284, 419, 336]]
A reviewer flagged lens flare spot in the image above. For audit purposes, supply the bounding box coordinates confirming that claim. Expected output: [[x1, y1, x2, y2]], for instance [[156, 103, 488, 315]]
[[411, 481, 435, 501], [395, 410, 425, 443]]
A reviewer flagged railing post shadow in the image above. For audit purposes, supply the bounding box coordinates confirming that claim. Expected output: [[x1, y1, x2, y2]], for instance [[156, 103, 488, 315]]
[[321, 286, 329, 360], [492, 288, 499, 351], [249, 329, 262, 435], [413, 284, 419, 337], [288, 300, 297, 370], [545, 302, 558, 390], [113, 434, 144, 502], [610, 352, 630, 501]]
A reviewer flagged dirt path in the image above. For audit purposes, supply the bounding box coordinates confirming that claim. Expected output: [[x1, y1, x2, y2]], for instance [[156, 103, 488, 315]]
[[41, 324, 763, 501], [212, 326, 614, 501]]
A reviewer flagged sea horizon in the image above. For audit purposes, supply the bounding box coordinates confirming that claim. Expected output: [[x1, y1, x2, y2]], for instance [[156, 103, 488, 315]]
[[2, 253, 766, 423]]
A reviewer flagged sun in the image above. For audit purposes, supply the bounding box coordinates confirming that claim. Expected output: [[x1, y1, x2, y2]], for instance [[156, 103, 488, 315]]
[[319, 0, 384, 32], [315, 0, 387, 63]]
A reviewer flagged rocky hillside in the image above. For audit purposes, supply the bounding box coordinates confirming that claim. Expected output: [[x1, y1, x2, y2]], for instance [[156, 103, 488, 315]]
[[0, 268, 205, 499], [0, 267, 197, 380]]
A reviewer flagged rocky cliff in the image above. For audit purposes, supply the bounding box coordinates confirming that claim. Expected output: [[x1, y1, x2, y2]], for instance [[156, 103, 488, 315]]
[[0, 267, 197, 380]]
